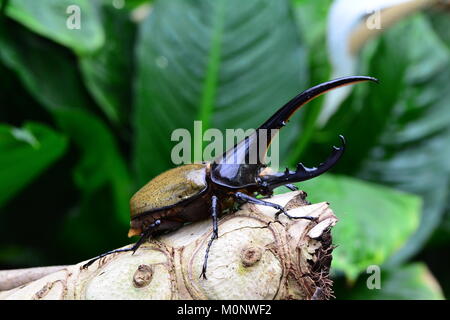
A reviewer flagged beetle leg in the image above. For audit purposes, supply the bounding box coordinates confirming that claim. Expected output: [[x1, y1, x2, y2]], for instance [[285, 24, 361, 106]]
[[131, 220, 161, 254], [285, 184, 298, 191], [82, 220, 161, 269], [259, 135, 345, 191], [234, 192, 315, 221], [200, 195, 219, 280]]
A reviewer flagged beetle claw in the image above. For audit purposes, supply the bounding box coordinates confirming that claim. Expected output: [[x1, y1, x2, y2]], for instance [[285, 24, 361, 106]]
[[275, 207, 317, 222], [199, 270, 208, 280], [274, 209, 283, 220]]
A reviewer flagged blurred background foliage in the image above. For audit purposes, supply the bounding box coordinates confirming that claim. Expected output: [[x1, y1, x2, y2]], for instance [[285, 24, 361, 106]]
[[0, 0, 449, 299]]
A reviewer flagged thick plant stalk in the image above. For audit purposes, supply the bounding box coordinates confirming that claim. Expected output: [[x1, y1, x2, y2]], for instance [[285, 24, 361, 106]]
[[0, 266, 68, 291], [0, 191, 337, 300]]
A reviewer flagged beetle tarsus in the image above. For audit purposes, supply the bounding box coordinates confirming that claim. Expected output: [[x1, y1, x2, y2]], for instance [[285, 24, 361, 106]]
[[274, 209, 285, 220], [82, 247, 135, 269], [235, 191, 285, 212], [200, 196, 220, 280], [274, 207, 315, 221], [283, 211, 316, 221], [234, 192, 314, 222]]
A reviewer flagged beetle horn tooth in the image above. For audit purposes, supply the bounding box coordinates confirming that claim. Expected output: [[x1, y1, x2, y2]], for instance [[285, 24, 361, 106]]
[[296, 163, 306, 172], [296, 162, 317, 174], [333, 135, 346, 151]]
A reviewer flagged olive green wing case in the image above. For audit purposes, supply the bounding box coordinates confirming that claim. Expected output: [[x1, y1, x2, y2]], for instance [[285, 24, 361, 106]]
[[130, 164, 208, 217]]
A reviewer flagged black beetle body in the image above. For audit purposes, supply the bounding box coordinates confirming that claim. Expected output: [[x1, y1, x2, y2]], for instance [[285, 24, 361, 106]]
[[83, 76, 378, 278]]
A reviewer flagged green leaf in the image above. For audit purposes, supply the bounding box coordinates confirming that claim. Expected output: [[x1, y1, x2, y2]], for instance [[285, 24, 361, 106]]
[[58, 182, 129, 258], [0, 19, 92, 111], [0, 18, 131, 232], [55, 109, 132, 255], [5, 0, 104, 55], [287, 0, 333, 164], [427, 8, 450, 51], [0, 245, 45, 267], [335, 263, 444, 300], [55, 109, 131, 225], [291, 174, 421, 280], [291, 0, 332, 47], [124, 0, 152, 10], [428, 184, 450, 247], [323, 13, 450, 265], [133, 0, 308, 185], [0, 122, 67, 207], [79, 4, 136, 124]]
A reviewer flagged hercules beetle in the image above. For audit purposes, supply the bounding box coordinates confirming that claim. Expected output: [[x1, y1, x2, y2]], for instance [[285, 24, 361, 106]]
[[83, 76, 378, 279]]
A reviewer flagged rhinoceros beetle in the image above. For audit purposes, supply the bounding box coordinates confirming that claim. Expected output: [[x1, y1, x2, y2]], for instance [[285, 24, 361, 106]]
[[83, 76, 377, 279]]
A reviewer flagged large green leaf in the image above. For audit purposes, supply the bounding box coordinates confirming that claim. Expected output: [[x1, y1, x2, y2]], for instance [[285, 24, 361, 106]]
[[0, 20, 131, 225], [335, 263, 444, 300], [0, 245, 45, 267], [79, 4, 136, 124], [427, 7, 450, 51], [58, 180, 130, 258], [122, 0, 153, 10], [322, 14, 450, 266], [4, 0, 104, 54], [0, 122, 67, 207], [55, 109, 131, 225], [133, 0, 308, 185], [291, 174, 421, 280], [291, 0, 332, 48], [425, 8, 450, 247], [0, 19, 92, 111]]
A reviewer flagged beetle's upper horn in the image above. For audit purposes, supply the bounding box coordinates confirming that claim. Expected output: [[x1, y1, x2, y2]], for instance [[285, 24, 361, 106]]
[[211, 76, 378, 187], [258, 76, 378, 132]]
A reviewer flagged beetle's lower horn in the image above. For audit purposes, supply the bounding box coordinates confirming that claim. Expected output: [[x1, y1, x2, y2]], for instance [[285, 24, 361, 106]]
[[259, 135, 346, 190]]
